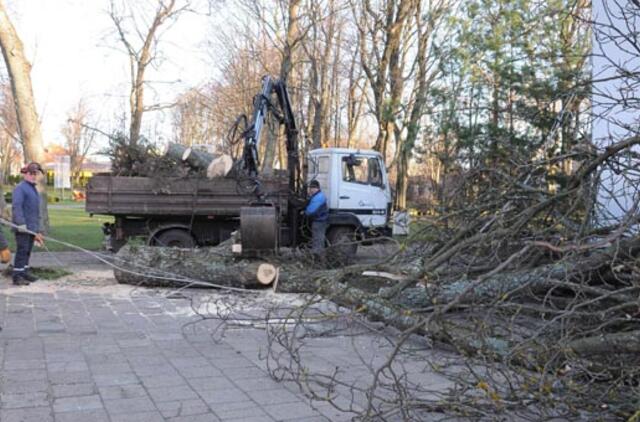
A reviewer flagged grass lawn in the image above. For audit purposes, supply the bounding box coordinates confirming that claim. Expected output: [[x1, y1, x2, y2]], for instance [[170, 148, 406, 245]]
[[2, 205, 112, 252]]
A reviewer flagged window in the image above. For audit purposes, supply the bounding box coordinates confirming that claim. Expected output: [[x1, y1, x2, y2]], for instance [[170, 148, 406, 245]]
[[309, 156, 329, 178], [341, 155, 384, 186], [368, 158, 383, 186]]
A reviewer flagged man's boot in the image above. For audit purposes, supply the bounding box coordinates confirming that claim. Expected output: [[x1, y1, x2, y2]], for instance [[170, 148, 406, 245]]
[[12, 273, 30, 286], [23, 270, 38, 282]]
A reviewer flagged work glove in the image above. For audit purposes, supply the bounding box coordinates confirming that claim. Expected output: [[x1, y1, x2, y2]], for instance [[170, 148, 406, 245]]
[[34, 233, 44, 248], [16, 224, 28, 233], [0, 247, 11, 264], [1, 207, 10, 220]]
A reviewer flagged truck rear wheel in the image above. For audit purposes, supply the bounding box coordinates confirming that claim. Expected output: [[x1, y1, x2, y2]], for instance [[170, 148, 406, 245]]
[[153, 229, 195, 248], [326, 226, 357, 267]]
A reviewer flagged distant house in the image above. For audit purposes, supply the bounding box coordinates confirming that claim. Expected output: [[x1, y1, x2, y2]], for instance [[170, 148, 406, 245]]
[[42, 150, 110, 187]]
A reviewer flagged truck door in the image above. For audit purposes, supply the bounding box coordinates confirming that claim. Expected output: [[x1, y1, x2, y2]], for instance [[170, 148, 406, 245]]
[[337, 154, 389, 227]]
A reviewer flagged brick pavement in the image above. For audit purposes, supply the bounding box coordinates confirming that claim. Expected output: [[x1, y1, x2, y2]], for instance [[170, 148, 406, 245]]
[[0, 253, 452, 422]]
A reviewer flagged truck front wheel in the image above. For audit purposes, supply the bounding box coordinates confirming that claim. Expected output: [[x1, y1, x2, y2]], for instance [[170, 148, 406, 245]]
[[326, 226, 357, 266], [152, 229, 196, 248]]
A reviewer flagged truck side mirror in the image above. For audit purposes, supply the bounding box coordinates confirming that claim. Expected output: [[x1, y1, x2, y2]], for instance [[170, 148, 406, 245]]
[[346, 154, 361, 167]]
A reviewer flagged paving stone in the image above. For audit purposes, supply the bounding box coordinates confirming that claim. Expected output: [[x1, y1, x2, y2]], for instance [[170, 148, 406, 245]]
[[89, 362, 132, 374], [147, 384, 199, 402], [1, 379, 49, 394], [285, 416, 333, 422], [169, 356, 211, 368], [0, 406, 53, 422], [104, 396, 157, 414], [223, 416, 275, 422], [127, 353, 170, 365], [108, 411, 165, 422], [186, 376, 236, 392], [204, 400, 249, 413], [132, 363, 179, 377], [176, 364, 222, 378], [156, 398, 211, 418], [214, 404, 272, 420], [231, 376, 284, 393], [220, 365, 267, 380], [0, 391, 50, 408], [140, 374, 186, 388], [51, 383, 97, 398], [49, 371, 92, 385], [52, 395, 103, 413], [2, 369, 47, 382], [246, 388, 303, 406], [46, 360, 90, 372], [3, 359, 46, 370], [99, 384, 148, 400], [311, 402, 358, 421], [263, 401, 324, 420], [198, 388, 250, 405], [93, 372, 140, 387], [167, 413, 220, 422], [54, 409, 110, 422], [45, 352, 85, 363]]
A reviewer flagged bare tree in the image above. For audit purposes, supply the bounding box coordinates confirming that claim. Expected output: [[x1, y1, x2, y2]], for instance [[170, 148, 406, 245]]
[[61, 99, 97, 185], [0, 0, 45, 163], [393, 0, 452, 209], [171, 87, 217, 146], [238, 0, 305, 173], [352, 0, 414, 160], [109, 0, 192, 146], [0, 0, 48, 230]]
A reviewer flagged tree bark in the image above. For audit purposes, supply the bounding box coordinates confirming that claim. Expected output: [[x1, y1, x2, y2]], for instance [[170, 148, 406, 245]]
[[163, 142, 189, 162]]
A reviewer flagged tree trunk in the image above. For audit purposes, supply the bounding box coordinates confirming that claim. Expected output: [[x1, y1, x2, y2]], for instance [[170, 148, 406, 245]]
[[113, 244, 277, 288], [182, 147, 216, 170], [261, 0, 302, 174], [0, 0, 49, 233], [567, 330, 640, 356]]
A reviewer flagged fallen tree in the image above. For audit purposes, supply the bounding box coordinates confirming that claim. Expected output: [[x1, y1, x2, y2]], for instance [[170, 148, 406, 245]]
[[113, 244, 278, 288], [107, 134, 640, 420]]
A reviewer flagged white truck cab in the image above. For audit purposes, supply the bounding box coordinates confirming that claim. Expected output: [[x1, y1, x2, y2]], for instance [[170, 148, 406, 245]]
[[308, 148, 392, 235]]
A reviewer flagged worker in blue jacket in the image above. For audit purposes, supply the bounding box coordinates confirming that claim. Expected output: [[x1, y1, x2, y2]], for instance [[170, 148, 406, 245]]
[[12, 162, 44, 285], [305, 179, 328, 254]]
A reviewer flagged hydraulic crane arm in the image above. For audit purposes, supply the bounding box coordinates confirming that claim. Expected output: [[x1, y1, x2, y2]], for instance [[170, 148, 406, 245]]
[[241, 75, 299, 194]]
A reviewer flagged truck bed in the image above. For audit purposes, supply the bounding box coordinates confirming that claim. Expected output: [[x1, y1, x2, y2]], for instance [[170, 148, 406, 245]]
[[85, 174, 289, 217]]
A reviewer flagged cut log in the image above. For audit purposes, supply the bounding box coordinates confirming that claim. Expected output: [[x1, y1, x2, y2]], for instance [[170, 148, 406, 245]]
[[163, 142, 189, 162], [183, 147, 217, 170], [257, 263, 278, 285], [113, 244, 277, 288], [207, 154, 233, 178]]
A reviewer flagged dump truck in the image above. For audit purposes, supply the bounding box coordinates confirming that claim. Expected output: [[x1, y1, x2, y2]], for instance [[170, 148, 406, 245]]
[[86, 76, 393, 259]]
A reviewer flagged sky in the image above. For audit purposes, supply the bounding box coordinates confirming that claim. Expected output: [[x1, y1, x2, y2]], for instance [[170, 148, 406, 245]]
[[591, 0, 640, 223], [5, 0, 216, 150]]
